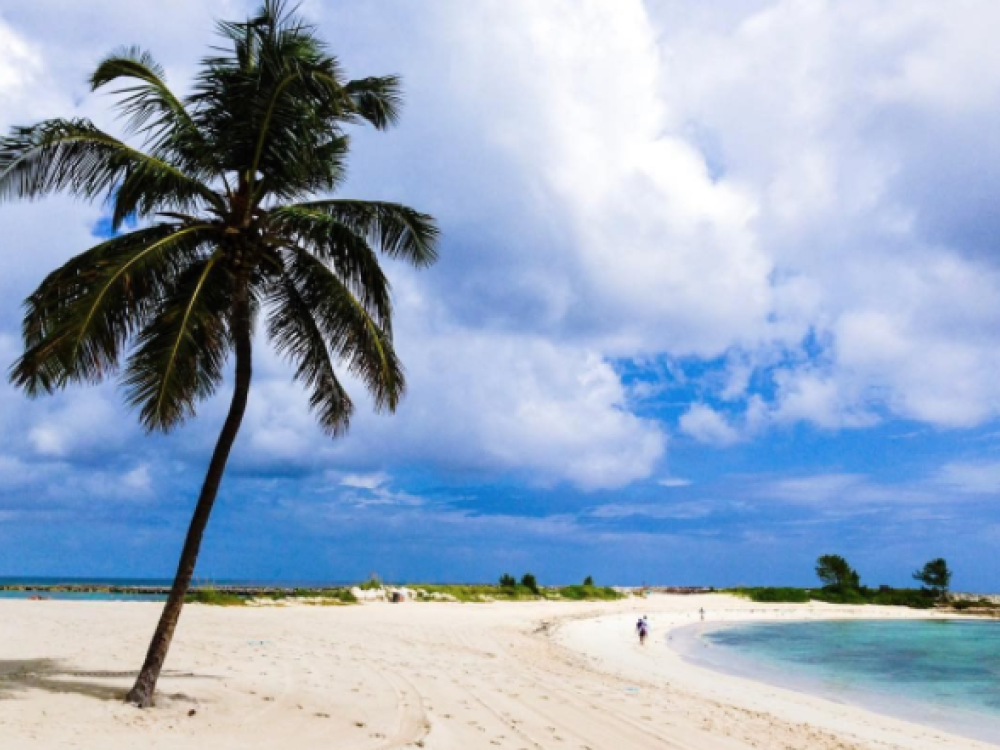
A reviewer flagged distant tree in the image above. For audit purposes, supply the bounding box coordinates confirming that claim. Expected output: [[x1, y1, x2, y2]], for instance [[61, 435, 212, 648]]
[[583, 575, 594, 586], [520, 573, 539, 594], [913, 558, 952, 599], [815, 554, 860, 591], [498, 573, 516, 589]]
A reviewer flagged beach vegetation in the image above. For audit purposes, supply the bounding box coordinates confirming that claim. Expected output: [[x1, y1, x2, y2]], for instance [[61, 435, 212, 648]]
[[413, 583, 542, 602], [409, 580, 622, 602], [557, 584, 622, 601], [815, 554, 861, 592], [583, 575, 594, 586], [185, 587, 245, 606], [734, 587, 810, 603], [358, 576, 383, 591], [1, 0, 437, 707], [950, 598, 1000, 613], [288, 587, 358, 603], [334, 588, 359, 603], [913, 558, 952, 600], [728, 586, 937, 609], [520, 573, 540, 594]]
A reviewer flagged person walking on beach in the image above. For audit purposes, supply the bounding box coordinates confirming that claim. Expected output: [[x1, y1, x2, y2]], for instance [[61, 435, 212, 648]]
[[636, 615, 649, 645], [699, 607, 705, 621]]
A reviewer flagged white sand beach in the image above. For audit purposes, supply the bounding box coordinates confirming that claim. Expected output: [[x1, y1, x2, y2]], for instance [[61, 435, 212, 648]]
[[0, 594, 990, 749]]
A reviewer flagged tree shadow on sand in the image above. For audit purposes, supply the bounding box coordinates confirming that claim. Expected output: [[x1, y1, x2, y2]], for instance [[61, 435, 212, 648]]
[[0, 659, 215, 702]]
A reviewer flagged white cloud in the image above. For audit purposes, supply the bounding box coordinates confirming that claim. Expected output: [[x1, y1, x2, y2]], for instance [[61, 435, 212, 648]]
[[23, 390, 128, 460], [339, 472, 389, 490], [936, 461, 1000, 495], [654, 0, 1000, 432], [764, 473, 867, 505], [0, 19, 41, 103], [4, 0, 1000, 507], [679, 404, 741, 446], [658, 477, 693, 488], [121, 464, 153, 494], [342, 328, 667, 490], [590, 501, 710, 520]]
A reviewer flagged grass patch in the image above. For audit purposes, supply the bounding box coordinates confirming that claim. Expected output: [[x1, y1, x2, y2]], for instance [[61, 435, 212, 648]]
[[186, 587, 246, 606], [950, 598, 1000, 612], [556, 584, 623, 601], [727, 586, 938, 609], [813, 587, 936, 608], [731, 587, 811, 603], [412, 584, 544, 602], [251, 587, 359, 604], [408, 583, 624, 603]]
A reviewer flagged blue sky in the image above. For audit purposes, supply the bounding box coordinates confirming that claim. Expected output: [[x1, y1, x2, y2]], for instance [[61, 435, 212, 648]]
[[2, 1, 1000, 589]]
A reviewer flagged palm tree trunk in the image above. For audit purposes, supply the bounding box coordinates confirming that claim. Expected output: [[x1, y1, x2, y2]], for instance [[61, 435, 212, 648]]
[[125, 292, 253, 708]]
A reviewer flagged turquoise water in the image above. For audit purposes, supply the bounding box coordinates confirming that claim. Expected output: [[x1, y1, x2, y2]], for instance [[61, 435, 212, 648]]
[[0, 577, 350, 602], [680, 619, 1000, 745], [0, 590, 166, 602]]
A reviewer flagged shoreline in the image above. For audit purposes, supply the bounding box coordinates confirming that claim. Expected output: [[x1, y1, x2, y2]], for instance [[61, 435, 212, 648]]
[[553, 594, 996, 749], [668, 618, 1000, 746], [1, 593, 996, 749]]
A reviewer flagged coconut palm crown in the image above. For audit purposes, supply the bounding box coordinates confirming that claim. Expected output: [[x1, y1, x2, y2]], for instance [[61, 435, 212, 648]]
[[0, 0, 438, 707]]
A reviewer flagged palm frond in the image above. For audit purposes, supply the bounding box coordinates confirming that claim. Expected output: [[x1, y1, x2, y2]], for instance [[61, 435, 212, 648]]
[[343, 76, 403, 130], [90, 46, 218, 182], [289, 199, 439, 267], [280, 246, 404, 412], [267, 274, 354, 435], [122, 253, 233, 431], [0, 119, 223, 226], [91, 47, 195, 141], [267, 205, 392, 327], [10, 224, 215, 396]]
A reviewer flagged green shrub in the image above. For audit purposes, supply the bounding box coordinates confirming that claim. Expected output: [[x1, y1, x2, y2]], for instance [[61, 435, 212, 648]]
[[186, 587, 245, 606], [866, 588, 935, 609], [520, 573, 539, 594], [810, 588, 868, 605], [558, 584, 621, 601], [743, 587, 811, 603]]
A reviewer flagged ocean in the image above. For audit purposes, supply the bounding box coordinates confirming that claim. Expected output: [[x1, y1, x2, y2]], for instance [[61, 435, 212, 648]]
[[676, 619, 1000, 745], [0, 577, 353, 602]]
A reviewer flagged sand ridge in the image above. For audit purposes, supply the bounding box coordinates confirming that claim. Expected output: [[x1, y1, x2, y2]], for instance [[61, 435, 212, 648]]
[[0, 594, 990, 749]]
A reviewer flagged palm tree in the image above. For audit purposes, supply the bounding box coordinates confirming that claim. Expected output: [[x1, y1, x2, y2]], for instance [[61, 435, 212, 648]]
[[0, 1, 438, 707]]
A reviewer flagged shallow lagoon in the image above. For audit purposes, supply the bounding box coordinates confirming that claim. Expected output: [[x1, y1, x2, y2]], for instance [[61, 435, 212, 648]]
[[675, 618, 1000, 745]]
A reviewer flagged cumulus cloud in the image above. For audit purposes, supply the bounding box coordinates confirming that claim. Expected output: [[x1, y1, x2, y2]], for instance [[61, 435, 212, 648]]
[[4, 0, 1000, 568], [679, 404, 741, 446], [654, 0, 1000, 431], [336, 329, 667, 490]]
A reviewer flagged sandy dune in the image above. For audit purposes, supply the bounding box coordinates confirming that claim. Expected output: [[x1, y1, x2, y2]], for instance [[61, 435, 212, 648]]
[[0, 594, 989, 749]]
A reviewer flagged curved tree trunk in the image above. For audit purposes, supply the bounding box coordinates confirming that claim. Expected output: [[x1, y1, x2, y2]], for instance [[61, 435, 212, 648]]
[[125, 291, 253, 708]]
